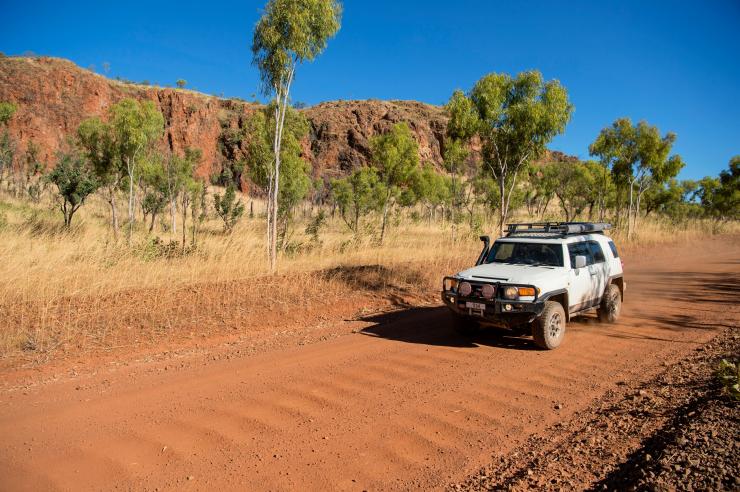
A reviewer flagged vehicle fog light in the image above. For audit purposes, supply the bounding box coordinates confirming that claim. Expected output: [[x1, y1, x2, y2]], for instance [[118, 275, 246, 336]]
[[459, 282, 472, 296], [504, 304, 513, 311], [481, 284, 495, 299]]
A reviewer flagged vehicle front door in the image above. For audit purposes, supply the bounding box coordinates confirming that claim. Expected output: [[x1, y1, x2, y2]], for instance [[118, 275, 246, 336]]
[[567, 241, 596, 311]]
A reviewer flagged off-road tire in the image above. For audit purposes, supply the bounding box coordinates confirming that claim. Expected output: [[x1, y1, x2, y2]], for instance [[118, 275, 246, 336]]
[[598, 284, 622, 323], [532, 301, 566, 350], [452, 315, 480, 336]]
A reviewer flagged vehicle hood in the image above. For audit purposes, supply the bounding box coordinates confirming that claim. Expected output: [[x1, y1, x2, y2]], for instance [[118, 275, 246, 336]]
[[456, 263, 565, 287]]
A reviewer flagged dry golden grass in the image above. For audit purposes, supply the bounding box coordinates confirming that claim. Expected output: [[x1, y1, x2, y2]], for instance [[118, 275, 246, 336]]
[[0, 190, 735, 365]]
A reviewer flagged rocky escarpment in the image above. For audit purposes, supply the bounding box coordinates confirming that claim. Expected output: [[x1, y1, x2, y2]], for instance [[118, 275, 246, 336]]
[[0, 56, 450, 181], [0, 55, 574, 184]]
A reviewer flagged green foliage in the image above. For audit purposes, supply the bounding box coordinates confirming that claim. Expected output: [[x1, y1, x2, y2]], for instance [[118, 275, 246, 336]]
[[77, 117, 120, 188], [137, 237, 194, 261], [370, 122, 420, 242], [305, 209, 327, 245], [330, 166, 386, 234], [0, 101, 17, 126], [213, 185, 245, 232], [698, 156, 739, 221], [139, 153, 169, 232], [45, 151, 99, 227], [176, 79, 187, 88], [109, 99, 164, 170], [246, 104, 312, 224], [716, 359, 740, 401], [457, 70, 573, 234], [409, 163, 451, 220], [0, 127, 15, 184], [547, 161, 599, 221], [252, 0, 342, 94], [589, 118, 684, 233]]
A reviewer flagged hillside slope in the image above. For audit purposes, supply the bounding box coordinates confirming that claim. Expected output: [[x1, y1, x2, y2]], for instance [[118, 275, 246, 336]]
[[0, 55, 574, 181]]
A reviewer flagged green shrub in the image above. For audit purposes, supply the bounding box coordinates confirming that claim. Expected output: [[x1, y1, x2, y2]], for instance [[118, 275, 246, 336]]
[[716, 359, 740, 401], [137, 237, 195, 261]]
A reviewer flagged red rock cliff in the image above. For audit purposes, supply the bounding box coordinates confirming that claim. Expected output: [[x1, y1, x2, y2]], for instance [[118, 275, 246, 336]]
[[0, 55, 574, 181]]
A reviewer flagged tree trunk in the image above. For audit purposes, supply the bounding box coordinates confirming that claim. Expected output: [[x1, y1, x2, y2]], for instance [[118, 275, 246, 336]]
[[498, 176, 506, 237], [126, 156, 136, 243], [170, 196, 177, 235], [380, 191, 391, 244], [108, 190, 119, 241], [149, 211, 157, 232], [627, 179, 635, 240]]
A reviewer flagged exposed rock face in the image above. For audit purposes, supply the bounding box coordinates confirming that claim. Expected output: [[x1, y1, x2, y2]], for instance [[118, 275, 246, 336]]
[[0, 55, 575, 183], [304, 100, 447, 179], [0, 56, 260, 179]]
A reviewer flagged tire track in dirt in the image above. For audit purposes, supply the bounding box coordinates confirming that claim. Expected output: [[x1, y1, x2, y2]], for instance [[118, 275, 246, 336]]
[[0, 238, 737, 491]]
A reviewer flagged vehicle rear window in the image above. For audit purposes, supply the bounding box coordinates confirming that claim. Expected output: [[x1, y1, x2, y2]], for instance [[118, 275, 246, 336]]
[[588, 241, 606, 263], [608, 241, 619, 258], [486, 242, 563, 267]]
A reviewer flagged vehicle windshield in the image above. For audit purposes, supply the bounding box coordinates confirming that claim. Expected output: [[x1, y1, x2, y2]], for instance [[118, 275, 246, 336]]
[[485, 241, 564, 267]]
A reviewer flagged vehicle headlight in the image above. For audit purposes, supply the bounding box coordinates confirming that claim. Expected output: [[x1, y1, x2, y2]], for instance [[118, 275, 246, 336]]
[[481, 284, 495, 299], [503, 286, 518, 299], [459, 282, 472, 296], [443, 278, 459, 292]]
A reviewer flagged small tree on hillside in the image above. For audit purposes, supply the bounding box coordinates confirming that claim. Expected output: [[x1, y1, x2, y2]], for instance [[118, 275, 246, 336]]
[[46, 151, 99, 227], [252, 0, 342, 272], [176, 79, 187, 88]]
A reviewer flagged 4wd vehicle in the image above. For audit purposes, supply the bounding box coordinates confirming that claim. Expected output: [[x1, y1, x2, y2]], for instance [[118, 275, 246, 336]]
[[442, 222, 625, 349]]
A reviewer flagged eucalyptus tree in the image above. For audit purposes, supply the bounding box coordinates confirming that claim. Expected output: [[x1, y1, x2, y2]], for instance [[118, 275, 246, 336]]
[[77, 117, 122, 238], [699, 156, 739, 222], [330, 166, 386, 235], [453, 71, 572, 236], [252, 0, 342, 272], [109, 99, 164, 241], [444, 90, 479, 221], [246, 104, 312, 250], [370, 122, 420, 243], [411, 163, 452, 224], [590, 118, 683, 237]]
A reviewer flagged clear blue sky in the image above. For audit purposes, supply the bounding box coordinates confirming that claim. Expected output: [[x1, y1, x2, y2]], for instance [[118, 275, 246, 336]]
[[2, 0, 739, 179]]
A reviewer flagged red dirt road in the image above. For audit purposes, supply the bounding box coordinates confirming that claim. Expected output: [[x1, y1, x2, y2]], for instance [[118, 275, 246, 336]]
[[0, 238, 738, 491]]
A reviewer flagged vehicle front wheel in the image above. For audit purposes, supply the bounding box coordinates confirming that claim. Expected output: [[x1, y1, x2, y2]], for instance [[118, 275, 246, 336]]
[[598, 284, 622, 323], [452, 315, 480, 336], [532, 301, 566, 350]]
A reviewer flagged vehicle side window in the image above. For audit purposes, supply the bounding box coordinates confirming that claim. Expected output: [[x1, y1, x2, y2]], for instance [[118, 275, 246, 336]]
[[567, 242, 593, 268], [608, 241, 620, 258], [588, 241, 606, 263]]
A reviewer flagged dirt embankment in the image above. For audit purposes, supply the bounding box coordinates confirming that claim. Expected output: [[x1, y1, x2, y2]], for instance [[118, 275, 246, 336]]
[[0, 237, 737, 490]]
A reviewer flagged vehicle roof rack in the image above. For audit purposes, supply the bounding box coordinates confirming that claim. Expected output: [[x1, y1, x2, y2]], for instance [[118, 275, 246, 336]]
[[505, 222, 612, 237]]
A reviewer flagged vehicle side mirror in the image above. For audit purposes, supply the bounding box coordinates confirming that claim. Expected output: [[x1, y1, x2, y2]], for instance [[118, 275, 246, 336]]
[[574, 255, 587, 269]]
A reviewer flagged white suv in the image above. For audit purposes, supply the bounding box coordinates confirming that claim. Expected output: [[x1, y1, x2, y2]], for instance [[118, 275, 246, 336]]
[[442, 222, 625, 349]]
